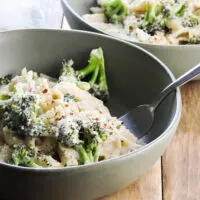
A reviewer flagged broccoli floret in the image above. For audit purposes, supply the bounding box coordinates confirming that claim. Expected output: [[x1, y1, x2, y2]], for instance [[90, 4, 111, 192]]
[[0, 74, 12, 86], [57, 118, 83, 147], [1, 95, 46, 137], [10, 146, 38, 167], [86, 48, 109, 101], [59, 60, 79, 83], [0, 94, 10, 101], [77, 123, 106, 164], [59, 60, 91, 91], [138, 3, 169, 35], [156, 1, 186, 19], [58, 118, 108, 164], [59, 48, 109, 102], [138, 2, 190, 35], [144, 3, 159, 24], [182, 13, 199, 27], [98, 0, 128, 23], [75, 145, 92, 164], [10, 145, 59, 168], [58, 119, 90, 164], [76, 143, 98, 164], [75, 136, 99, 164], [162, 7, 171, 18], [174, 4, 186, 17]]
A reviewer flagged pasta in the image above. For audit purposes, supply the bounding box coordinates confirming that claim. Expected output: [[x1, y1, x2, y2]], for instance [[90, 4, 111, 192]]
[[0, 48, 140, 168]]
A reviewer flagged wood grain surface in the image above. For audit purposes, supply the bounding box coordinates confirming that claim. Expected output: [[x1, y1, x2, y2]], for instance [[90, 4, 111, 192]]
[[100, 160, 162, 200], [162, 82, 200, 200], [100, 82, 200, 200]]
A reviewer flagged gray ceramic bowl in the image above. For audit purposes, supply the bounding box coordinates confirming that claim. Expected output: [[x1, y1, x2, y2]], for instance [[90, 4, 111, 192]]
[[61, 0, 200, 79], [0, 29, 181, 200]]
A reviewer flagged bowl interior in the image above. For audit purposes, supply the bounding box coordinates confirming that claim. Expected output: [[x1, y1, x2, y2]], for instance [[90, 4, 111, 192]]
[[0, 29, 178, 143], [65, 0, 96, 16]]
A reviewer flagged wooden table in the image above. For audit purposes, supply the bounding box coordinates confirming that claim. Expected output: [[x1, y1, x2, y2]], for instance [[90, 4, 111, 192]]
[[1, 1, 200, 199], [100, 82, 200, 200]]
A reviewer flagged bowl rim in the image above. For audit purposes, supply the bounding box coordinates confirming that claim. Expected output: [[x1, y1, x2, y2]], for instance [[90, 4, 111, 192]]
[[0, 28, 182, 172], [62, 0, 200, 48]]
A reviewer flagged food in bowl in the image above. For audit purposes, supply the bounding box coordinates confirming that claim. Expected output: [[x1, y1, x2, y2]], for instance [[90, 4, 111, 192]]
[[0, 47, 140, 168], [83, 0, 200, 45]]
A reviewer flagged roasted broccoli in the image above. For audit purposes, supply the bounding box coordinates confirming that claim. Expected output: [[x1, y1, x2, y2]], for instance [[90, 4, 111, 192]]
[[58, 118, 107, 164], [59, 48, 109, 102], [0, 74, 12, 86], [138, 3, 169, 35], [1, 95, 46, 137], [98, 0, 128, 23], [10, 146, 38, 167]]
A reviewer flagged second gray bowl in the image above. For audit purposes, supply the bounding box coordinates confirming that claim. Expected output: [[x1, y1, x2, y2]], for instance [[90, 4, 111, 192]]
[[61, 0, 200, 79]]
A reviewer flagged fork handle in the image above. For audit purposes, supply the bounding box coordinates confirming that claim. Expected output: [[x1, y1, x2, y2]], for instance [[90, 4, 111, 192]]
[[151, 63, 200, 110]]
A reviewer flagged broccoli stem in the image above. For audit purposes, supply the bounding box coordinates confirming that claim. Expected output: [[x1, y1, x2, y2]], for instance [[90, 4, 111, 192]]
[[89, 65, 100, 85], [174, 4, 186, 17], [87, 151, 94, 162], [144, 3, 158, 24], [0, 94, 10, 101], [76, 144, 100, 164], [106, 0, 122, 17], [77, 48, 109, 101], [92, 145, 99, 162], [77, 48, 102, 80], [77, 145, 93, 164], [77, 60, 98, 79], [99, 51, 108, 92]]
